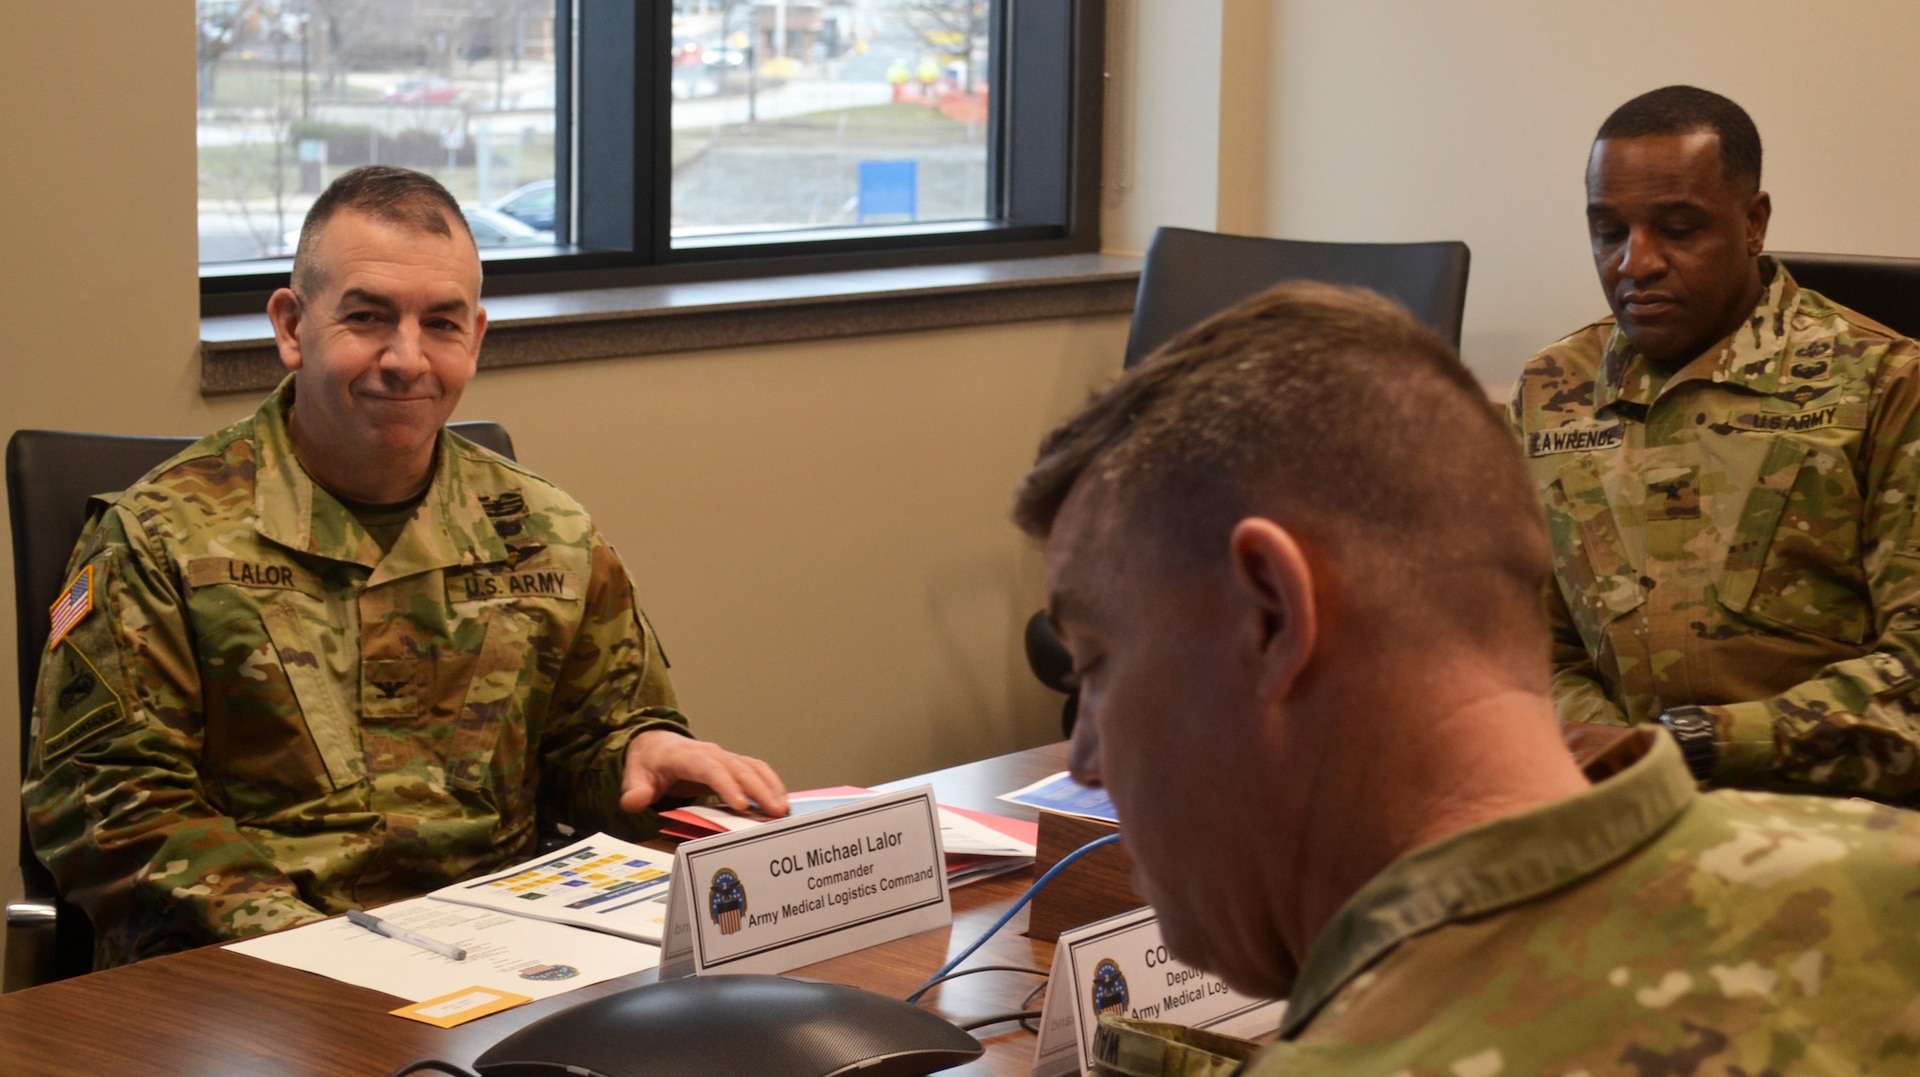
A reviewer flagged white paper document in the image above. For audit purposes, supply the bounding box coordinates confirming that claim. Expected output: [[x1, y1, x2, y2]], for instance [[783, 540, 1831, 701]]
[[937, 806, 1037, 858], [998, 771, 1119, 823], [428, 832, 677, 942], [226, 895, 661, 1002]]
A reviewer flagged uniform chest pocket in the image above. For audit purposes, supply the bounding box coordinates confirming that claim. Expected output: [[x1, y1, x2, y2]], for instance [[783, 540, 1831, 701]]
[[437, 560, 581, 796], [1717, 434, 1870, 644], [190, 583, 365, 811], [1546, 456, 1646, 648], [443, 604, 535, 793]]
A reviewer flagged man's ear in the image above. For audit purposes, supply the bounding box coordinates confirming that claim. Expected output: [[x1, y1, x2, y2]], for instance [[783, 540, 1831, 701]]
[[1227, 518, 1317, 702], [267, 288, 305, 373], [1746, 190, 1772, 256], [469, 305, 489, 369]]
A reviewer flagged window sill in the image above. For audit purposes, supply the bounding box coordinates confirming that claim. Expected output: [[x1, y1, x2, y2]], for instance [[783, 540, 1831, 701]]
[[198, 252, 1143, 396]]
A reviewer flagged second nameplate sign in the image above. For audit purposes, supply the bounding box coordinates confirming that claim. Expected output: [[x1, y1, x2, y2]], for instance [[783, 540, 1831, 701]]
[[658, 786, 952, 978], [1030, 906, 1286, 1076]]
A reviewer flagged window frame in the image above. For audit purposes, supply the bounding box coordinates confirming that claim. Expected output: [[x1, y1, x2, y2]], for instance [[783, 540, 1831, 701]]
[[200, 0, 1106, 317]]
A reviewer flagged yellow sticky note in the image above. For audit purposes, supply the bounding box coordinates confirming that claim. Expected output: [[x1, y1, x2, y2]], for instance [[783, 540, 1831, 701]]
[[391, 986, 533, 1028]]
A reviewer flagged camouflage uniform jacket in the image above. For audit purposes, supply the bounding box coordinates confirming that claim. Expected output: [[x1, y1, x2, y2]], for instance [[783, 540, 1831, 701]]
[[1240, 727, 1920, 1075], [22, 381, 688, 967], [1507, 259, 1920, 800]]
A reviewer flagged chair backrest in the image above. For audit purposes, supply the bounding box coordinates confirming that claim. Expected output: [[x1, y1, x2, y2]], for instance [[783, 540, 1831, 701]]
[[1025, 228, 1472, 740], [1124, 227, 1473, 368], [1770, 251, 1920, 340], [6, 419, 514, 981], [7, 432, 197, 979]]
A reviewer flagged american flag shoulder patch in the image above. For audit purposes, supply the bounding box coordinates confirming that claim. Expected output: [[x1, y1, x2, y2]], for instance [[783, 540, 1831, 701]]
[[47, 565, 95, 650]]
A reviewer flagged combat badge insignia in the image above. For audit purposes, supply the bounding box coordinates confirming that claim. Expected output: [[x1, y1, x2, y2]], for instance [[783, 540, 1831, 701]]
[[504, 540, 547, 569], [479, 491, 528, 539], [1777, 383, 1829, 406], [709, 867, 748, 935], [1092, 958, 1130, 1017]]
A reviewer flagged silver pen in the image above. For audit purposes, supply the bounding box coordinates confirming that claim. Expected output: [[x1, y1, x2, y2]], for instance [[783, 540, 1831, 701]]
[[346, 908, 468, 961]]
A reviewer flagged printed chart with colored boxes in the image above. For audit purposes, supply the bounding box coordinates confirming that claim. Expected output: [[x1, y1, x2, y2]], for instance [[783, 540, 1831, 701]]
[[431, 835, 678, 943]]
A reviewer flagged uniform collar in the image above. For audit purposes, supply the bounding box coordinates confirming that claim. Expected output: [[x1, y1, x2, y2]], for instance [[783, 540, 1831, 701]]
[[250, 376, 511, 577], [1279, 727, 1697, 1040], [1595, 256, 1799, 412]]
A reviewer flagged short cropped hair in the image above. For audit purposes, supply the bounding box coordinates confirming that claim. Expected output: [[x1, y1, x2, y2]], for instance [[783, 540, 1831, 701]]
[[290, 165, 474, 297], [1595, 85, 1762, 195], [1014, 281, 1553, 652]]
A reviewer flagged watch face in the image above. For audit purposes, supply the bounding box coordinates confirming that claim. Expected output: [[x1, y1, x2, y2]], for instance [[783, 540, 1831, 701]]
[[1661, 709, 1718, 778], [1664, 709, 1713, 738]]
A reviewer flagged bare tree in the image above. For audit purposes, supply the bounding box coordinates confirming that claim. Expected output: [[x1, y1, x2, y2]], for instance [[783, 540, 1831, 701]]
[[477, 0, 547, 110], [307, 0, 430, 94], [197, 2, 253, 105], [891, 0, 989, 91]]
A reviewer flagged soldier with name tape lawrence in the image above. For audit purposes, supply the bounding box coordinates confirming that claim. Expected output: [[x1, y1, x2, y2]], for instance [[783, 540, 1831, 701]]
[[1023, 281, 1920, 1075], [23, 166, 788, 967], [1509, 86, 1920, 801]]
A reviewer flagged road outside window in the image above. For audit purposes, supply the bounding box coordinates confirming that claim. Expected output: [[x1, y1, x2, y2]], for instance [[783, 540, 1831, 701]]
[[198, 1, 993, 268], [670, 1, 991, 242], [197, 0, 558, 265]]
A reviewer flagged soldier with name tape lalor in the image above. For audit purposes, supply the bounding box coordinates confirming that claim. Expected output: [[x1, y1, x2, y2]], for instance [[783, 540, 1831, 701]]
[[23, 166, 789, 968]]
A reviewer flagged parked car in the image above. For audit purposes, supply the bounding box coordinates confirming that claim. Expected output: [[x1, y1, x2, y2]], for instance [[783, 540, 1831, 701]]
[[260, 206, 550, 258], [492, 179, 556, 232], [464, 205, 554, 248], [382, 77, 460, 104]]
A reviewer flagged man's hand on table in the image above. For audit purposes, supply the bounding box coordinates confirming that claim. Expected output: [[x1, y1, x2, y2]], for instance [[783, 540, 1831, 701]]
[[620, 729, 791, 817]]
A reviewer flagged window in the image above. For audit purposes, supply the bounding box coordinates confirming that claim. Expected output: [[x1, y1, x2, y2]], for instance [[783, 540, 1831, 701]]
[[198, 1, 1104, 314]]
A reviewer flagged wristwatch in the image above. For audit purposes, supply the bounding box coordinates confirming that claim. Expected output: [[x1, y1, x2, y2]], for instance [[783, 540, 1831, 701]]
[[1658, 707, 1719, 781]]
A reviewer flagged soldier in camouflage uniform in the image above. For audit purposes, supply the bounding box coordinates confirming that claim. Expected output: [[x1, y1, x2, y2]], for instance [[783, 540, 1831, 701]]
[[1509, 86, 1920, 801], [22, 167, 787, 967], [1016, 281, 1920, 1075]]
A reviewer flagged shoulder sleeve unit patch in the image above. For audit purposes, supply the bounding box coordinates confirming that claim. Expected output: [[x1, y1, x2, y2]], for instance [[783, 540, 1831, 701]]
[[38, 638, 131, 764]]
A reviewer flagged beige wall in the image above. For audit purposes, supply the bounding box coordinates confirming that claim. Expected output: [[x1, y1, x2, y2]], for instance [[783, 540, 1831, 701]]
[[0, 8, 1125, 944], [455, 325, 1122, 783], [1107, 0, 1920, 386], [1263, 0, 1920, 385], [1101, 0, 1225, 252]]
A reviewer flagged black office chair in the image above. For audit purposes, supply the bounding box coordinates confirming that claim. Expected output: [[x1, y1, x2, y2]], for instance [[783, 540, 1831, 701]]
[[1024, 227, 1472, 736], [1123, 227, 1472, 366], [4, 421, 515, 989], [1771, 251, 1920, 339]]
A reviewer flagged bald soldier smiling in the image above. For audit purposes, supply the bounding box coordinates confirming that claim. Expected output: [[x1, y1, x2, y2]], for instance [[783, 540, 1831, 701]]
[[23, 166, 787, 967]]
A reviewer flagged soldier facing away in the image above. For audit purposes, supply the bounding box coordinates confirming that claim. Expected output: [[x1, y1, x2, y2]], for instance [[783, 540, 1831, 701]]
[[1509, 85, 1920, 801], [23, 166, 788, 967], [1020, 280, 1920, 1073]]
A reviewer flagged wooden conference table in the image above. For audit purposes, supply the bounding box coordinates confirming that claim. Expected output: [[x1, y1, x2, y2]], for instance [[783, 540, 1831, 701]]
[[0, 741, 1075, 1077]]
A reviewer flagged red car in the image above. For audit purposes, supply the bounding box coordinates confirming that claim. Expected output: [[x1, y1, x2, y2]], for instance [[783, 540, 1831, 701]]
[[382, 77, 460, 104]]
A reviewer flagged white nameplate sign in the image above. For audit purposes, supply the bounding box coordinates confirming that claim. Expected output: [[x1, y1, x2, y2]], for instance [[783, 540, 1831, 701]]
[[1030, 906, 1286, 1076], [658, 785, 951, 979]]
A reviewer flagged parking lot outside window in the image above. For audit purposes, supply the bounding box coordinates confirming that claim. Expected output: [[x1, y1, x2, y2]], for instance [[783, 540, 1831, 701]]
[[198, 0, 1104, 315]]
